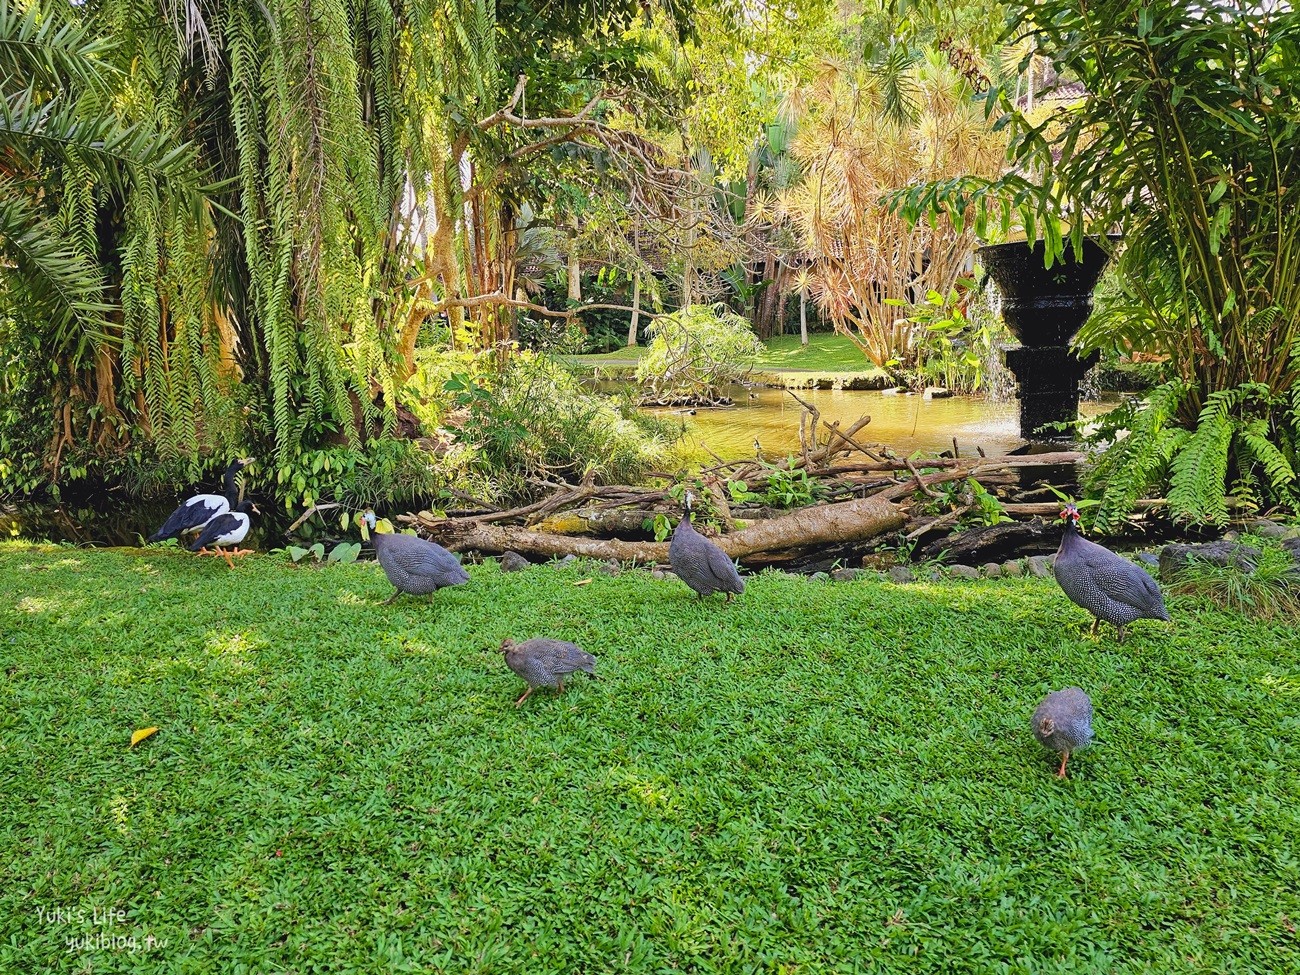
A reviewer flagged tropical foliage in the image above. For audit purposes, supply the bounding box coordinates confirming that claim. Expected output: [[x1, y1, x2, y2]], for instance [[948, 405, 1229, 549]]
[[780, 50, 1006, 369], [894, 0, 1300, 524], [635, 304, 763, 402]]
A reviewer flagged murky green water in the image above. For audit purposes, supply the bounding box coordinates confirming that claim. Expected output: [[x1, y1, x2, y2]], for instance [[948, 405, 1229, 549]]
[[645, 384, 1111, 465]]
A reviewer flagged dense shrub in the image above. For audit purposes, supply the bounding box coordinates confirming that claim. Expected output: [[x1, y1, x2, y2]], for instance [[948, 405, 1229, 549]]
[[635, 304, 763, 402]]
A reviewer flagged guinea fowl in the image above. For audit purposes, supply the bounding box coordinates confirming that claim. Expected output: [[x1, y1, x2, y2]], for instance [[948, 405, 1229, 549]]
[[1032, 687, 1093, 779], [668, 491, 744, 602], [189, 501, 259, 568], [364, 511, 469, 604], [148, 458, 252, 545], [1054, 503, 1169, 642], [500, 638, 597, 707]]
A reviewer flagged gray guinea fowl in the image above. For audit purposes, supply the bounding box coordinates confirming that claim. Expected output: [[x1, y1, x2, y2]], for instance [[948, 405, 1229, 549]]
[[367, 519, 469, 604], [668, 491, 744, 602], [501, 638, 597, 707], [1054, 503, 1169, 641], [1032, 686, 1093, 779]]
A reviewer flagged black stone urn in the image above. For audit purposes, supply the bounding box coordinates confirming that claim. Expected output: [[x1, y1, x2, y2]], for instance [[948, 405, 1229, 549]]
[[977, 237, 1116, 440]]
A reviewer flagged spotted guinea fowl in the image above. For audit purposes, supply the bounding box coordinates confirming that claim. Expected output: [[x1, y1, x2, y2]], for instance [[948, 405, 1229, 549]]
[[668, 491, 744, 602], [1054, 503, 1169, 642], [1032, 686, 1093, 779], [364, 511, 469, 604], [148, 458, 252, 544], [188, 500, 258, 568], [500, 638, 597, 707]]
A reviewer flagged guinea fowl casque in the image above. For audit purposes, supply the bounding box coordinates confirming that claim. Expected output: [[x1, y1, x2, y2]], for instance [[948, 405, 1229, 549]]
[[148, 458, 252, 545], [1032, 687, 1094, 779], [668, 491, 744, 602], [364, 511, 469, 604], [500, 638, 597, 707], [188, 500, 259, 568], [1053, 503, 1169, 642]]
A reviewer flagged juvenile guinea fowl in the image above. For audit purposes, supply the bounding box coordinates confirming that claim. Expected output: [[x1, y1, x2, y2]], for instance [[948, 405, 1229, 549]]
[[1032, 687, 1093, 779], [668, 491, 744, 602], [148, 458, 252, 544], [365, 512, 469, 604], [1054, 503, 1169, 642], [501, 638, 597, 707]]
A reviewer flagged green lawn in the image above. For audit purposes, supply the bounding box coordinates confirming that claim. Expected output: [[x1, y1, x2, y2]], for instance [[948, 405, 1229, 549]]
[[569, 333, 886, 378], [2, 545, 1298, 973]]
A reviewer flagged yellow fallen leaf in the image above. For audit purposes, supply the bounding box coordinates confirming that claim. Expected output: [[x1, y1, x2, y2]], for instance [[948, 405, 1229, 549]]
[[130, 727, 159, 748], [573, 578, 593, 587]]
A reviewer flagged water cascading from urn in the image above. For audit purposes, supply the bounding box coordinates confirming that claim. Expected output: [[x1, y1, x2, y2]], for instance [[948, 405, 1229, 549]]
[[977, 238, 1115, 441]]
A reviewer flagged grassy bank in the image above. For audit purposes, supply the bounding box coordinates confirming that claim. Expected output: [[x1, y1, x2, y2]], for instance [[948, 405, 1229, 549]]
[[570, 333, 889, 387], [2, 545, 1298, 973]]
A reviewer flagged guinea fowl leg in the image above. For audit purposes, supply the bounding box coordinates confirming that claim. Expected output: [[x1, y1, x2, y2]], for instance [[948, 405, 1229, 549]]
[[1089, 619, 1101, 638], [1116, 624, 1127, 644], [557, 678, 565, 695], [725, 592, 735, 603], [1057, 751, 1070, 779], [383, 591, 401, 605], [514, 686, 536, 707]]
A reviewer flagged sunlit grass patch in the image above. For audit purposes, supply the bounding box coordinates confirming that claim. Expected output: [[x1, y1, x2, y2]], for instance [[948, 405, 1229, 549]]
[[0, 543, 1297, 973]]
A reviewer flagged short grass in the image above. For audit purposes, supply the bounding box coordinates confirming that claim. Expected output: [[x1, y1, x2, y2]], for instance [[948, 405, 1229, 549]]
[[569, 333, 885, 378], [2, 544, 1298, 974]]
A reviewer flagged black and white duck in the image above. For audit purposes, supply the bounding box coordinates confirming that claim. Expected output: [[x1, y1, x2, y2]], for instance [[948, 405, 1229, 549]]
[[148, 458, 252, 545], [189, 500, 259, 568]]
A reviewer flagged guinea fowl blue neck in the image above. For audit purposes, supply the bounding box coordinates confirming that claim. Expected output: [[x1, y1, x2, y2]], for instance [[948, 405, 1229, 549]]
[[1059, 503, 1082, 542]]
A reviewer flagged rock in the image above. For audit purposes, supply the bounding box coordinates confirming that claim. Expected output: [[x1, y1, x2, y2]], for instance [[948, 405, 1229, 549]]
[[982, 562, 1003, 578], [1026, 555, 1053, 578], [887, 566, 914, 583], [948, 565, 981, 580], [881, 387, 911, 396], [1284, 527, 1300, 541], [1001, 560, 1023, 577], [660, 570, 679, 582], [923, 386, 953, 399], [559, 554, 578, 564], [831, 567, 863, 582], [926, 568, 944, 582], [1249, 518, 1288, 539], [811, 572, 831, 582], [1282, 537, 1300, 561], [598, 560, 621, 577], [1045, 554, 1056, 570], [1159, 540, 1261, 580], [1136, 552, 1160, 567], [650, 568, 665, 580], [499, 551, 531, 572]]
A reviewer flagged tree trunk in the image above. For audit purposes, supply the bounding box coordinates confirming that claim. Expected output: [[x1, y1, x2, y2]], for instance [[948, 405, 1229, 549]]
[[567, 243, 584, 335], [627, 275, 641, 347], [800, 289, 808, 347], [410, 495, 905, 567]]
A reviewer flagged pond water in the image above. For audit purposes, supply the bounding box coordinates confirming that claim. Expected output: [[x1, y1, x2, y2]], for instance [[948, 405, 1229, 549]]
[[643, 384, 1113, 465]]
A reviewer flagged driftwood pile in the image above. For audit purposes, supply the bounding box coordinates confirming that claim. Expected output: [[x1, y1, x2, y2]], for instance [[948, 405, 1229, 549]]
[[399, 392, 1091, 569]]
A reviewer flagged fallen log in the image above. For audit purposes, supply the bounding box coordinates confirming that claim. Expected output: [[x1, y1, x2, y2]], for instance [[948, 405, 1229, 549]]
[[405, 495, 906, 567]]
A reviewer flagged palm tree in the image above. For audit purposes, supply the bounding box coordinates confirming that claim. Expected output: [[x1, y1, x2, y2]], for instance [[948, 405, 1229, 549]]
[[0, 0, 194, 361]]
